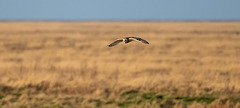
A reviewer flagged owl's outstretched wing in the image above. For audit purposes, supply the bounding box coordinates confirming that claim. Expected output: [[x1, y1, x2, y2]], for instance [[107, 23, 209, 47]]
[[128, 37, 149, 44], [108, 39, 123, 47]]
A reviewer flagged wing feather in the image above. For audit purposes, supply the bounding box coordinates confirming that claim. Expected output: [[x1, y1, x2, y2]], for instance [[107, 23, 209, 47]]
[[128, 37, 149, 44], [108, 39, 123, 47]]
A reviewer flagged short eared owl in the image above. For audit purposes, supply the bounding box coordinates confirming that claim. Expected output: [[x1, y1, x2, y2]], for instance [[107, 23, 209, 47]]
[[108, 37, 149, 47]]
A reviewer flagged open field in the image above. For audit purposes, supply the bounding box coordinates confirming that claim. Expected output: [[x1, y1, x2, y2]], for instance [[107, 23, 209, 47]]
[[0, 21, 240, 107]]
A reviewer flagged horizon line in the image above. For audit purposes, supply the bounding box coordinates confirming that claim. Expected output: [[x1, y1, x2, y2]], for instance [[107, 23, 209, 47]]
[[1, 19, 240, 22]]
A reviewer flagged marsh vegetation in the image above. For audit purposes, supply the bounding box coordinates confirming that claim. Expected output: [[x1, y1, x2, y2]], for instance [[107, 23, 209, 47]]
[[0, 22, 240, 107]]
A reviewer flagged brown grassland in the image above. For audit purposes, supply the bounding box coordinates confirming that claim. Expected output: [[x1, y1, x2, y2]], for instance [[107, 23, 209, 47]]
[[0, 21, 240, 108]]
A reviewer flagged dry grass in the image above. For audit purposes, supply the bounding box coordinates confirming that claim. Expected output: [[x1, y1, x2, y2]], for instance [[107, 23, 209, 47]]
[[0, 21, 240, 107]]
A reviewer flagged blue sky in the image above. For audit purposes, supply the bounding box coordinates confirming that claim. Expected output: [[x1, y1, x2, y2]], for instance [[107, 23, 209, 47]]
[[0, 0, 240, 21]]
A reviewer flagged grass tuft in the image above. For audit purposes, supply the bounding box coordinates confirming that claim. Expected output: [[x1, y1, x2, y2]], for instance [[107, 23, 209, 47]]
[[228, 97, 240, 104], [0, 95, 4, 100], [12, 93, 22, 97]]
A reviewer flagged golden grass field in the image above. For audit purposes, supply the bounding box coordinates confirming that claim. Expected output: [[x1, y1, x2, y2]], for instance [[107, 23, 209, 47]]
[[0, 21, 240, 108]]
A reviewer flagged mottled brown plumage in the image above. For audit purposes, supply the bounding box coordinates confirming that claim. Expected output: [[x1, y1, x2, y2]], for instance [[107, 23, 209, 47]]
[[108, 37, 149, 47]]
